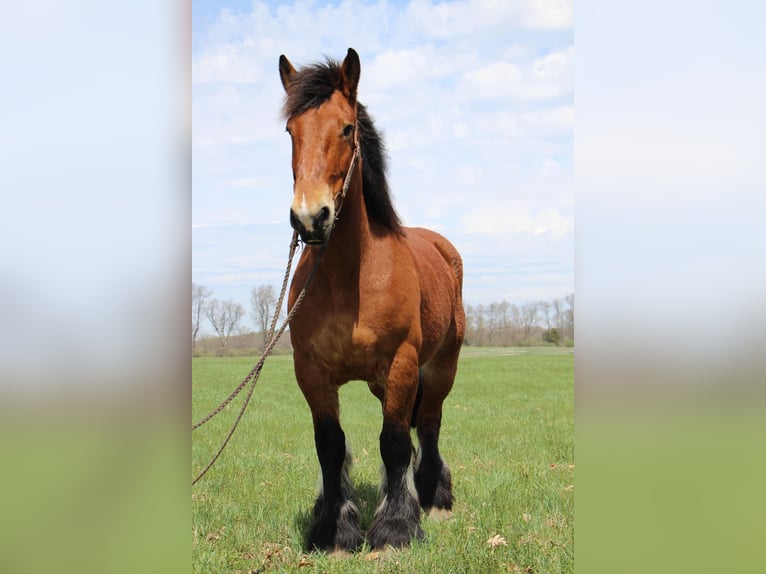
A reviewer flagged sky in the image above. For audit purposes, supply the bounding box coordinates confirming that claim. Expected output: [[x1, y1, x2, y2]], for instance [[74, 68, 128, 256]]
[[192, 0, 574, 332]]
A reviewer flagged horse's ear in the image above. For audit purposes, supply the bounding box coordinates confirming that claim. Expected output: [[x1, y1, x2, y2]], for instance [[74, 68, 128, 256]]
[[279, 54, 296, 92], [340, 48, 360, 104]]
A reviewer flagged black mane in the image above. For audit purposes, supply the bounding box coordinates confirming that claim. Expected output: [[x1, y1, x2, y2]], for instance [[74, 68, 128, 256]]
[[281, 58, 403, 233]]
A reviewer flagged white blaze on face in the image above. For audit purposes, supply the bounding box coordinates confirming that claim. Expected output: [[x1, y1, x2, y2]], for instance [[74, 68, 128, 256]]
[[290, 183, 335, 235]]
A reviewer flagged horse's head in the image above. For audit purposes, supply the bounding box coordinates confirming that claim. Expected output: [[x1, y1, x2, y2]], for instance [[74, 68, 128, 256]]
[[279, 48, 361, 245]]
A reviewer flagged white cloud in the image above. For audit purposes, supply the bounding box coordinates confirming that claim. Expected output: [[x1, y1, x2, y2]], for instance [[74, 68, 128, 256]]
[[533, 48, 571, 79], [520, 0, 574, 29], [193, 41, 256, 84], [457, 45, 573, 101], [462, 200, 573, 238], [192, 0, 573, 306], [519, 105, 574, 134], [402, 0, 573, 38], [365, 44, 475, 94], [459, 61, 524, 99]]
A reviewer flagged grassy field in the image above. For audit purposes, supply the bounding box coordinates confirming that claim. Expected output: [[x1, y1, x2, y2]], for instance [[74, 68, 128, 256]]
[[192, 347, 573, 573]]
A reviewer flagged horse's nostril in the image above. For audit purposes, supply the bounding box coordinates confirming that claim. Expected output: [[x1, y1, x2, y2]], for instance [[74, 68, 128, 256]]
[[314, 206, 331, 227], [289, 209, 303, 232]]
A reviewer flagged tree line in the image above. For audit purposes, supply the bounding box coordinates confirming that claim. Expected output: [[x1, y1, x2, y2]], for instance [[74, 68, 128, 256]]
[[464, 295, 573, 347], [192, 282, 573, 356]]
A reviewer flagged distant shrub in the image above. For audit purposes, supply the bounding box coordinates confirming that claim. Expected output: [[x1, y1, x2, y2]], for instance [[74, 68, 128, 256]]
[[542, 328, 561, 346]]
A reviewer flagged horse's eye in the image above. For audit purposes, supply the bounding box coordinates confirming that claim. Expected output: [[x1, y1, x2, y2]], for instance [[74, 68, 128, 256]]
[[342, 124, 354, 138]]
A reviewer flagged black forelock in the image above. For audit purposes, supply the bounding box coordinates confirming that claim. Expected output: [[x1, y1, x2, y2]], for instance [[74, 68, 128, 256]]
[[281, 57, 344, 120]]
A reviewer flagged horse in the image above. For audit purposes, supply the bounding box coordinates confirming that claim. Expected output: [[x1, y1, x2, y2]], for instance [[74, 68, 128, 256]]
[[278, 47, 465, 552]]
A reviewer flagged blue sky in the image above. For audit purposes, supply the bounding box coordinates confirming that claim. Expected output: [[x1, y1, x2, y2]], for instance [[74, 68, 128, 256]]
[[192, 0, 574, 332]]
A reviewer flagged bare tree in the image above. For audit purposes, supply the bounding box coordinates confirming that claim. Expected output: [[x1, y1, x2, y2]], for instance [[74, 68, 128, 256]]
[[464, 304, 477, 345], [521, 301, 539, 340], [474, 303, 487, 346], [497, 300, 510, 345], [192, 283, 211, 349], [205, 298, 245, 349], [539, 300, 553, 330], [509, 303, 522, 344], [564, 293, 574, 340], [486, 302, 500, 346], [552, 298, 565, 335], [250, 285, 279, 339]]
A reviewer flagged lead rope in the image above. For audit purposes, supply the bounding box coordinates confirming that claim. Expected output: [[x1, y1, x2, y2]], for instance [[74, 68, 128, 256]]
[[192, 125, 360, 486], [191, 231, 298, 433]]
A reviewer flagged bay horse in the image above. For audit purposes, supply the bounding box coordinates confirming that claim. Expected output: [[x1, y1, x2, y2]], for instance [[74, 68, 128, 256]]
[[279, 48, 465, 551]]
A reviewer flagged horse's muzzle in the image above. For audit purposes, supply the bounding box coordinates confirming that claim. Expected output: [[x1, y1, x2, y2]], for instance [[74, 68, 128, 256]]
[[290, 206, 331, 244]]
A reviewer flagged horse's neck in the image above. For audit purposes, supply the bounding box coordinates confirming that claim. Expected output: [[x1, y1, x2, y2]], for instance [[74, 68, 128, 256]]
[[322, 178, 371, 269]]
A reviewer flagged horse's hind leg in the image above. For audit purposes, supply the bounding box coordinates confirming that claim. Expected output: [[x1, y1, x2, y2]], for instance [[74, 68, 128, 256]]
[[414, 340, 460, 516], [296, 362, 363, 551]]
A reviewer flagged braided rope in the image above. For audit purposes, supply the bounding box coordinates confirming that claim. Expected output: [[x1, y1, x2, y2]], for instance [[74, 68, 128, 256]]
[[192, 231, 299, 432]]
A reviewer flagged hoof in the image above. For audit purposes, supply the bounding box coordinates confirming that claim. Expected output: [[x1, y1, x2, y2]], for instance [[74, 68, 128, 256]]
[[307, 499, 364, 552], [327, 548, 354, 558], [367, 517, 425, 550], [415, 460, 454, 511]]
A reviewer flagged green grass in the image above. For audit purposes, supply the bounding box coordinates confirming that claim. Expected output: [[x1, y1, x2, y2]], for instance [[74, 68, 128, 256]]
[[192, 348, 573, 573]]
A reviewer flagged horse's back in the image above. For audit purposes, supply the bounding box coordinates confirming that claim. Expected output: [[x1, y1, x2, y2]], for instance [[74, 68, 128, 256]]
[[407, 227, 463, 291], [405, 227, 465, 362]]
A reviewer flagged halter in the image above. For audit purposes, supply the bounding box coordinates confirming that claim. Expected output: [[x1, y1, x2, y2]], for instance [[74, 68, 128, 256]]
[[332, 120, 360, 226]]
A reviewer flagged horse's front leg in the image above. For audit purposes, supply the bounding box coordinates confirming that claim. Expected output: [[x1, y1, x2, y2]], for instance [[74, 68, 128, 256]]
[[295, 360, 363, 552], [367, 344, 424, 549]]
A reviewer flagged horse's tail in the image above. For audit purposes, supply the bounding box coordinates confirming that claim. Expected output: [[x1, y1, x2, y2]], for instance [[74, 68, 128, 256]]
[[410, 368, 424, 428]]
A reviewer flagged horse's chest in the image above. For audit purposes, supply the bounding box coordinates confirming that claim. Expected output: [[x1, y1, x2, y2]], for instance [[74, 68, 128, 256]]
[[314, 315, 376, 360], [293, 308, 397, 380]]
